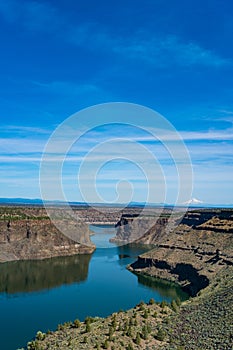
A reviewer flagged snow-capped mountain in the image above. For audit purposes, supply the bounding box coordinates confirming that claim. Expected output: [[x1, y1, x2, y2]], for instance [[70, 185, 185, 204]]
[[183, 197, 204, 205]]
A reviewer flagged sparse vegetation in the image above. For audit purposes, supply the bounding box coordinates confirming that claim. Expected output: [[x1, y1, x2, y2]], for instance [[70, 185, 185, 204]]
[[170, 300, 179, 312], [26, 299, 172, 349], [15, 207, 233, 350], [73, 319, 81, 328], [25, 266, 233, 349], [155, 329, 166, 341]]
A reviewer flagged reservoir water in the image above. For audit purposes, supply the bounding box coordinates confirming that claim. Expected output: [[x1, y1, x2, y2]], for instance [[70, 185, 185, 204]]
[[0, 225, 188, 350]]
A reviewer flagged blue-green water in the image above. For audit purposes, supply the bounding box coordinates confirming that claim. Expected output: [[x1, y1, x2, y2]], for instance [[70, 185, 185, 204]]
[[0, 225, 188, 350]]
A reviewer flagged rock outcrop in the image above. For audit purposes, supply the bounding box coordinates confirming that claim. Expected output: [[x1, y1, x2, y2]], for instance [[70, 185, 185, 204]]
[[111, 210, 175, 244], [0, 206, 95, 262], [128, 209, 233, 296]]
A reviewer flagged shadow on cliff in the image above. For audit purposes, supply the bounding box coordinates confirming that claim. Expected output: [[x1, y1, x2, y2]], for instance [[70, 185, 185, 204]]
[[131, 258, 209, 297], [0, 254, 92, 295], [173, 263, 209, 296]]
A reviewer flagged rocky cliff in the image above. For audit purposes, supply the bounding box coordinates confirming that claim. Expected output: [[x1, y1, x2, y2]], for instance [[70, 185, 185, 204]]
[[111, 209, 175, 244], [0, 206, 95, 262], [128, 209, 233, 296]]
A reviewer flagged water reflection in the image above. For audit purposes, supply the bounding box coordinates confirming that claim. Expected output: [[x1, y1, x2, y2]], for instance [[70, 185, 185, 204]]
[[116, 243, 155, 266], [116, 243, 189, 300], [0, 254, 91, 294], [0, 229, 189, 350], [136, 273, 188, 301], [0, 237, 187, 301]]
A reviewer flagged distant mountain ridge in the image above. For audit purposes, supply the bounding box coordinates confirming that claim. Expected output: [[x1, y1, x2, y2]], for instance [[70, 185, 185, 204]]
[[0, 197, 232, 208]]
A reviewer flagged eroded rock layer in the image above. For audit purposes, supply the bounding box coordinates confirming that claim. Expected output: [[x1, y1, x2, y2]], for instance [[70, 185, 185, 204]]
[[0, 206, 95, 262], [127, 209, 233, 296]]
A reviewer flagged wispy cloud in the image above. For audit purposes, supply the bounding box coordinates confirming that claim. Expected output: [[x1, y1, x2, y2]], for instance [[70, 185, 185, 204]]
[[70, 25, 230, 68], [112, 34, 230, 68], [0, 136, 46, 154], [218, 109, 233, 115], [180, 129, 233, 141], [0, 155, 42, 163], [0, 125, 52, 135], [73, 123, 233, 142], [0, 1, 229, 69], [31, 80, 102, 96]]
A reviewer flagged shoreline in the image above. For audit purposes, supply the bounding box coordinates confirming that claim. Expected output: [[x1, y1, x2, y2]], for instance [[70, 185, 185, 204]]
[[1, 205, 232, 348], [25, 262, 233, 350]]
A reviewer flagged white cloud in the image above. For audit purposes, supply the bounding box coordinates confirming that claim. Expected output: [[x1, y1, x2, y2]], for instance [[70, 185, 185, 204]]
[[0, 137, 45, 154], [69, 25, 230, 68], [113, 34, 230, 67], [0, 119, 232, 203], [31, 80, 101, 96], [0, 125, 52, 135], [0, 2, 229, 69]]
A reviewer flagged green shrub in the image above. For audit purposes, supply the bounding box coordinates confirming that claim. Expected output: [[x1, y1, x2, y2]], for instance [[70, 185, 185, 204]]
[[171, 300, 179, 312], [127, 326, 133, 338], [160, 301, 167, 309], [156, 329, 166, 341], [135, 332, 141, 345], [36, 331, 45, 341], [139, 301, 145, 311], [83, 336, 88, 343], [85, 321, 91, 333], [85, 316, 95, 324], [103, 339, 109, 349], [73, 319, 81, 328], [27, 340, 40, 350], [57, 324, 64, 331], [149, 298, 155, 305], [142, 325, 149, 340], [127, 343, 134, 350], [129, 317, 134, 326], [111, 314, 117, 329], [146, 322, 152, 333], [63, 321, 72, 328], [108, 326, 114, 340]]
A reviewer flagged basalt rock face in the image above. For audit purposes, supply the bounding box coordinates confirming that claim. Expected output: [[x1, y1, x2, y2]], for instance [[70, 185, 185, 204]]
[[112, 216, 157, 243], [128, 209, 233, 296], [114, 209, 233, 244], [0, 207, 95, 262], [111, 210, 174, 244]]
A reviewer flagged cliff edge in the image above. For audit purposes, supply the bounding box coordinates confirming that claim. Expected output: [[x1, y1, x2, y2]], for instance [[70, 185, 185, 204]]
[[0, 206, 95, 262], [128, 209, 233, 296]]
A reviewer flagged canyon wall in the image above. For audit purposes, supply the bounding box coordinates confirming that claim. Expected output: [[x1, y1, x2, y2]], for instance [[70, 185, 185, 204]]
[[0, 207, 95, 262], [126, 209, 233, 295]]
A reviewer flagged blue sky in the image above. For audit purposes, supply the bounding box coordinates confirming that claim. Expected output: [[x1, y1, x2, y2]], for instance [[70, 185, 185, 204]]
[[0, 0, 233, 204]]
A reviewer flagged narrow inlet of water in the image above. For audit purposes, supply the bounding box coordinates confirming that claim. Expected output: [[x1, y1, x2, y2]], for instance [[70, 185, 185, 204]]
[[0, 225, 188, 350]]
